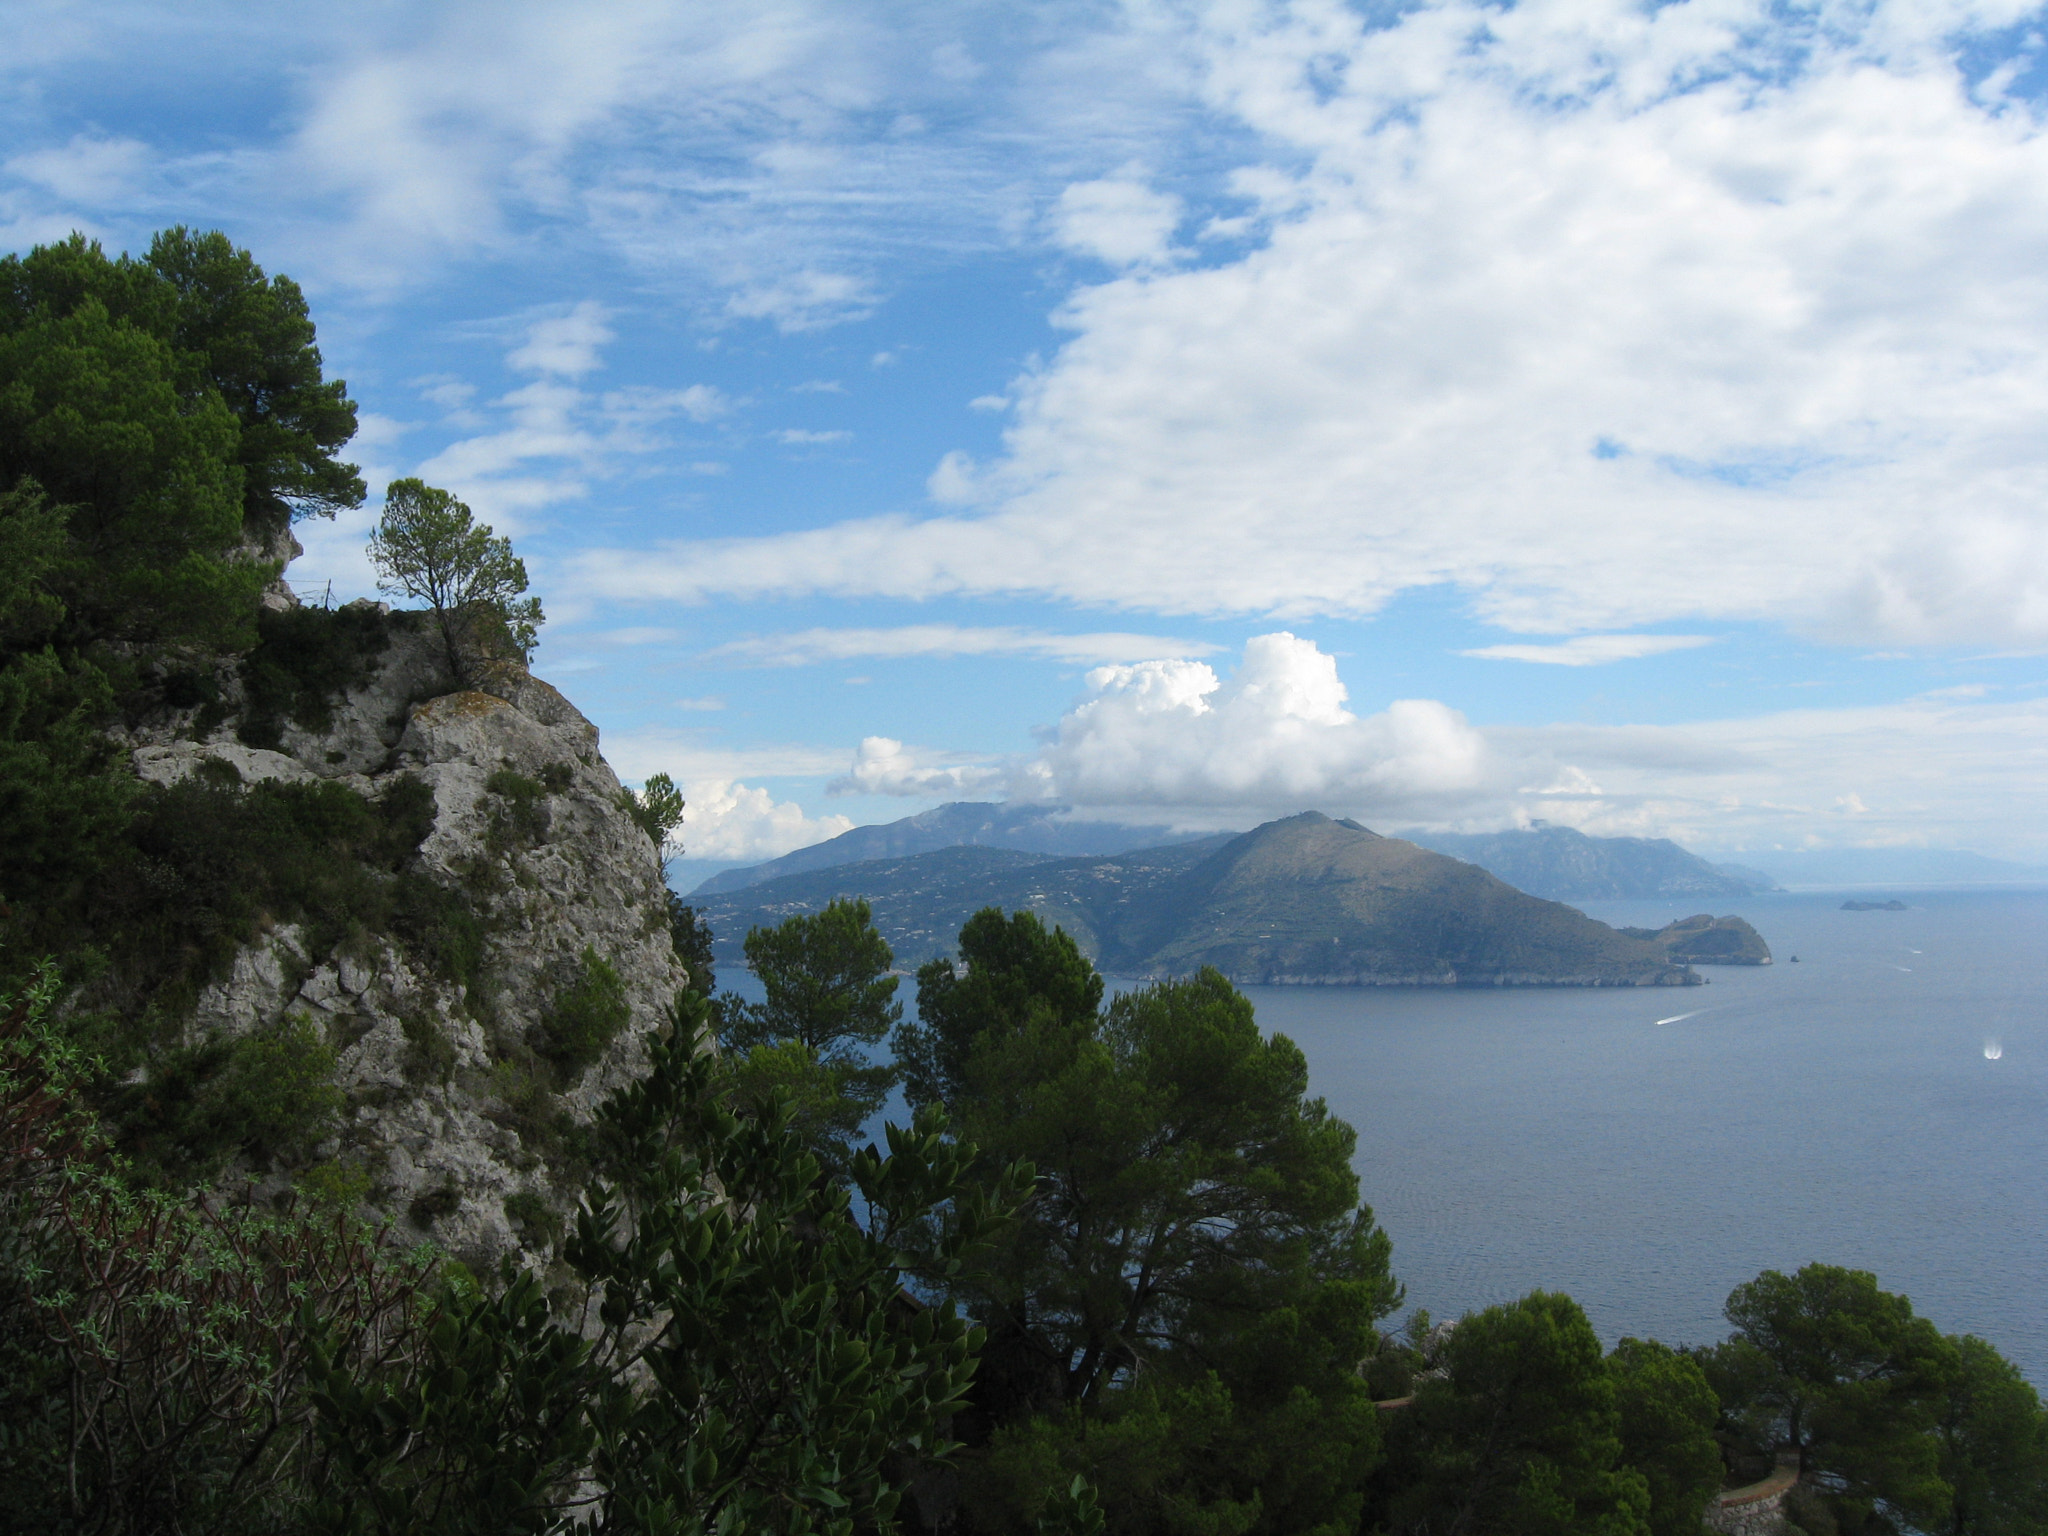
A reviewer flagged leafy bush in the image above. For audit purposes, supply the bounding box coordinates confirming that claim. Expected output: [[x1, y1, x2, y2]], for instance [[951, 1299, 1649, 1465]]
[[111, 1012, 343, 1182], [400, 1011, 457, 1084], [305, 996, 1031, 1535], [502, 1189, 562, 1251], [484, 765, 550, 846], [666, 891, 715, 995], [237, 603, 397, 748], [534, 947, 628, 1078], [0, 965, 429, 1535]]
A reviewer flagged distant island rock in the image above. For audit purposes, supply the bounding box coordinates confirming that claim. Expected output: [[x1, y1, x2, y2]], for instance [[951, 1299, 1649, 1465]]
[[1840, 899, 1909, 911], [1621, 913, 1773, 965], [1400, 824, 1779, 901], [695, 812, 1705, 988]]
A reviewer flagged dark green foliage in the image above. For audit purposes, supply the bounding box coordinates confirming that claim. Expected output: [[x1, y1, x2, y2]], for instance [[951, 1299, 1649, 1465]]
[[0, 968, 429, 1535], [141, 227, 365, 536], [91, 774, 434, 1007], [408, 1179, 463, 1229], [238, 602, 397, 747], [502, 1189, 562, 1251], [945, 964, 1397, 1410], [307, 995, 1032, 1535], [724, 897, 902, 1057], [1935, 1334, 2048, 1535], [1716, 1264, 1951, 1523], [534, 947, 629, 1077], [26, 769, 465, 1178], [619, 769, 685, 857], [1606, 1337, 1722, 1536], [309, 1267, 596, 1535], [105, 1011, 343, 1182], [1377, 1291, 1651, 1536], [401, 1012, 457, 1084], [1697, 1265, 2048, 1534], [486, 765, 553, 845], [369, 478, 541, 679], [897, 906, 1104, 1111], [0, 228, 363, 991], [716, 898, 901, 1171], [908, 921, 1398, 1536], [666, 891, 715, 995]]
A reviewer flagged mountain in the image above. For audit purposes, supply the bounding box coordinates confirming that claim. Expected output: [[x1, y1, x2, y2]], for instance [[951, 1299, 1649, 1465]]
[[696, 812, 1703, 987], [690, 801, 1215, 895], [1399, 825, 1777, 901], [1723, 847, 2048, 886], [1623, 913, 1773, 965]]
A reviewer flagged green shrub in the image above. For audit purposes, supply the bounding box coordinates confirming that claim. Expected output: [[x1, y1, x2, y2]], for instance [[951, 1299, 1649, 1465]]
[[486, 1059, 566, 1160], [295, 1158, 372, 1210], [408, 1179, 462, 1228], [114, 1013, 342, 1181], [534, 948, 629, 1077], [237, 603, 395, 749], [503, 1189, 562, 1250], [484, 765, 549, 846], [400, 1012, 457, 1084]]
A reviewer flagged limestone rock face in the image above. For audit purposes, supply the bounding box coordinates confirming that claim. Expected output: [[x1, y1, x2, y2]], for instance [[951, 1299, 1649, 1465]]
[[137, 616, 684, 1269]]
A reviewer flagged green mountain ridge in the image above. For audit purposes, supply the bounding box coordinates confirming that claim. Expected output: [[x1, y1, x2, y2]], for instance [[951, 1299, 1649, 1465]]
[[696, 812, 1713, 987]]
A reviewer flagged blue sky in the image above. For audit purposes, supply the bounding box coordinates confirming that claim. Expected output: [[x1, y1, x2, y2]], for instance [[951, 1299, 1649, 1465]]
[[11, 0, 2048, 875]]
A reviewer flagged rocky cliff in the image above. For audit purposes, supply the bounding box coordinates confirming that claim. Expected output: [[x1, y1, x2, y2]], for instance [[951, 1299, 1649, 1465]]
[[111, 594, 684, 1269]]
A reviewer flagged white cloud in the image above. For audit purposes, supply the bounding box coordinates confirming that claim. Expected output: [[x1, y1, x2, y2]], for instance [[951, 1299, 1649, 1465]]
[[601, 384, 734, 427], [507, 301, 614, 376], [1012, 632, 1502, 818], [4, 133, 150, 202], [774, 427, 853, 444], [1052, 170, 1184, 266], [668, 778, 854, 861], [831, 736, 1003, 797], [1462, 635, 1717, 666], [570, 0, 2048, 650], [705, 624, 1220, 667]]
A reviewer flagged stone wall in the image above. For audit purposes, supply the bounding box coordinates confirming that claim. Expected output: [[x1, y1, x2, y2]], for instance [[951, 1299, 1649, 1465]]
[[1705, 1457, 1801, 1536]]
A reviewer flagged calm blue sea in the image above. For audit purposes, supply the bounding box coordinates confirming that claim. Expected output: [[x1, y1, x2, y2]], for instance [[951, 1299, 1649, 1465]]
[[1243, 887, 2048, 1385]]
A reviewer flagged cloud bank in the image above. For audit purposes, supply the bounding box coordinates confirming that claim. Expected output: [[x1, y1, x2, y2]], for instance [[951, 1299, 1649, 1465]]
[[826, 633, 2048, 856], [573, 0, 2048, 649]]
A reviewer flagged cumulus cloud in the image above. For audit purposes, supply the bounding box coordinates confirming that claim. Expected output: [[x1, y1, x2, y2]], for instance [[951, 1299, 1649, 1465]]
[[704, 623, 1220, 667], [970, 632, 2048, 857], [831, 736, 1003, 797], [507, 301, 614, 376], [1052, 170, 1184, 266], [1462, 635, 1716, 666], [1012, 632, 1503, 818], [571, 0, 2048, 649], [667, 779, 854, 861]]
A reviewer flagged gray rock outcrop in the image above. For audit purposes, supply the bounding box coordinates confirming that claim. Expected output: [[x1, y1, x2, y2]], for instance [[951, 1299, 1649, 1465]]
[[118, 606, 684, 1270]]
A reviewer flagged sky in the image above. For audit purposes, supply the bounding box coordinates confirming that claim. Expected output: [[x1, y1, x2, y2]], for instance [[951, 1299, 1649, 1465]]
[[10, 0, 2048, 879]]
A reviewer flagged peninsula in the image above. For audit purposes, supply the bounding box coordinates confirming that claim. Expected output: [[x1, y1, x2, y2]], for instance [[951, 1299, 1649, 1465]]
[[696, 812, 1704, 987]]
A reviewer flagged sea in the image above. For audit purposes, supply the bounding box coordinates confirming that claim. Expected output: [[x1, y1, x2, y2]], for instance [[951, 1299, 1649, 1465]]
[[1244, 886, 2048, 1385], [727, 885, 2048, 1387]]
